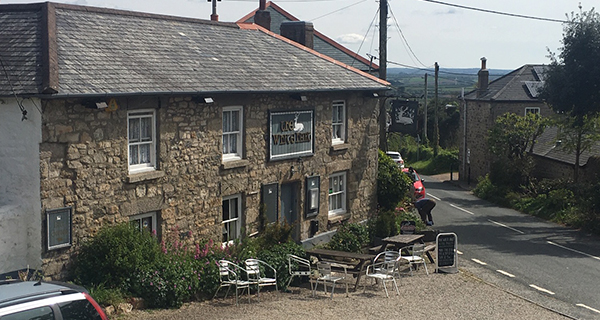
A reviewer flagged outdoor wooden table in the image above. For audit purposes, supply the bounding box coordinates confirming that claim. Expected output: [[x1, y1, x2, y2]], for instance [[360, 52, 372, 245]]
[[305, 248, 375, 291], [380, 234, 425, 252]]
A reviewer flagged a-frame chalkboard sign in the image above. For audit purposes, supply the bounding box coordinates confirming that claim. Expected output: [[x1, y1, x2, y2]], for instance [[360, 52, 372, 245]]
[[436, 232, 458, 274]]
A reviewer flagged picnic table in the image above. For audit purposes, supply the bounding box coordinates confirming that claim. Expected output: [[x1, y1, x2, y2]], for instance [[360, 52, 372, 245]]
[[305, 248, 375, 291], [381, 234, 436, 263]]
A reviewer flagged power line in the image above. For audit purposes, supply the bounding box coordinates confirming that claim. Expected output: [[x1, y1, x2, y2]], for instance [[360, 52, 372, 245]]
[[388, 4, 428, 68], [418, 0, 568, 23], [309, 0, 368, 21]]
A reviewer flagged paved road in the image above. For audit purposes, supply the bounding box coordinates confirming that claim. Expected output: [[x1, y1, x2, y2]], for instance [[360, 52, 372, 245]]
[[424, 174, 600, 319]]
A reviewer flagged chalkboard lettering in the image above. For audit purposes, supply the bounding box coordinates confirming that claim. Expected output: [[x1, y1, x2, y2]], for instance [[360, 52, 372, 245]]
[[436, 233, 457, 268]]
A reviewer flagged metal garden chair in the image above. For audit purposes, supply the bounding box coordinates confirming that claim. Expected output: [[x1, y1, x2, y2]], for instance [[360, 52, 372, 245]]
[[213, 259, 252, 306]]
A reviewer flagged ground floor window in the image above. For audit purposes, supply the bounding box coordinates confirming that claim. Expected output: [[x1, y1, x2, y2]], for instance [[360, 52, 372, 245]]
[[130, 212, 157, 234], [222, 194, 242, 244], [328, 172, 346, 216]]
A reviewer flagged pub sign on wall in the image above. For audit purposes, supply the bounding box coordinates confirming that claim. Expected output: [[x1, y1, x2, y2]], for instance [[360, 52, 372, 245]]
[[269, 110, 314, 161]]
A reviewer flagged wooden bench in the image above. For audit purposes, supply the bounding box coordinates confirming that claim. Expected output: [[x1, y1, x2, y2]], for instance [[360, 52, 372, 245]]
[[306, 248, 375, 291], [424, 244, 436, 263]]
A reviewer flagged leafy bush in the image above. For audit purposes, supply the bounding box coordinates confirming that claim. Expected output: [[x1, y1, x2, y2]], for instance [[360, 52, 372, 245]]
[[256, 241, 305, 290], [73, 223, 161, 290], [378, 150, 412, 211], [327, 222, 369, 253], [88, 285, 126, 307]]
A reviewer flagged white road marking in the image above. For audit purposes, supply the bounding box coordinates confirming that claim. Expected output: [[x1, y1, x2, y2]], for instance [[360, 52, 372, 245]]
[[449, 203, 475, 215], [576, 303, 600, 314], [428, 194, 441, 201], [496, 270, 516, 278], [529, 284, 555, 295], [471, 259, 487, 265], [488, 219, 525, 234], [547, 241, 600, 261]]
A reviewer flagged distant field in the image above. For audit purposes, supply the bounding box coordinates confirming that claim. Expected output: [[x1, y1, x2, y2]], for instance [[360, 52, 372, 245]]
[[387, 67, 509, 99]]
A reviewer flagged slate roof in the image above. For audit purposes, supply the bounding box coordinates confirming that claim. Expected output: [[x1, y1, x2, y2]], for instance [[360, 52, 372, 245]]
[[532, 126, 600, 167], [0, 5, 43, 96], [0, 2, 389, 97], [238, 2, 378, 73], [464, 64, 546, 101]]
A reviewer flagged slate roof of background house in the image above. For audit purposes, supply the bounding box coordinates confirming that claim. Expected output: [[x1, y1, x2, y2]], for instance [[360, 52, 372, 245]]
[[0, 2, 389, 98], [238, 2, 378, 73], [532, 125, 600, 167], [464, 64, 547, 101]]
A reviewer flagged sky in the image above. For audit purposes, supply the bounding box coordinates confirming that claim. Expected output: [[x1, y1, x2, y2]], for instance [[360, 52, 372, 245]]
[[3, 0, 600, 71]]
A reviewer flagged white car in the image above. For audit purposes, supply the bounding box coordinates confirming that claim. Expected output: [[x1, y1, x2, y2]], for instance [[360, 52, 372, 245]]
[[385, 151, 405, 168]]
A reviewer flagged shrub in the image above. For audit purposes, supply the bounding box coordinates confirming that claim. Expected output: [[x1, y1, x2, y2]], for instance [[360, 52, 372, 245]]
[[369, 210, 398, 239], [256, 241, 305, 290], [73, 223, 161, 290], [88, 285, 126, 307], [327, 222, 369, 253], [378, 150, 412, 211]]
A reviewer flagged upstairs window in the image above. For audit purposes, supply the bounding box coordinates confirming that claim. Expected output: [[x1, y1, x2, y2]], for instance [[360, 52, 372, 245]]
[[128, 110, 156, 173], [332, 101, 346, 144], [223, 106, 243, 161]]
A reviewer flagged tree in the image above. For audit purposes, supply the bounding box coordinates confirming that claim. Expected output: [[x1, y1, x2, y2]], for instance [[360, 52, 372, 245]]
[[540, 9, 600, 181], [487, 113, 549, 189]]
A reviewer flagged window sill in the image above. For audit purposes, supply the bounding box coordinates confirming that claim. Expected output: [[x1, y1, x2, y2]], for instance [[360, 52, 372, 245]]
[[327, 212, 350, 224], [330, 143, 349, 152], [127, 170, 165, 183], [221, 159, 250, 170]]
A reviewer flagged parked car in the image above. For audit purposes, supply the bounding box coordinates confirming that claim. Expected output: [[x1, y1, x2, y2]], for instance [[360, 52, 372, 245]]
[[402, 167, 425, 200], [385, 151, 405, 168], [0, 280, 108, 319]]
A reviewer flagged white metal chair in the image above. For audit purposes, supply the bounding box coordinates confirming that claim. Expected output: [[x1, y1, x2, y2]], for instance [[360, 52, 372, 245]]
[[372, 250, 401, 279], [364, 253, 400, 297], [312, 261, 348, 299], [400, 243, 429, 275], [287, 254, 313, 290], [213, 260, 252, 306], [245, 258, 278, 301]]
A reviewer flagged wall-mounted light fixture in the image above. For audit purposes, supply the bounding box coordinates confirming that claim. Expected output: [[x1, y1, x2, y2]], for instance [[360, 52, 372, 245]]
[[192, 96, 214, 104], [83, 100, 107, 109], [365, 92, 379, 98], [290, 94, 307, 101]]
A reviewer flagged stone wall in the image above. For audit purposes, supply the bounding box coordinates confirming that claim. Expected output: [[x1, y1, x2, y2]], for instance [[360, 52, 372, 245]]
[[39, 91, 380, 279]]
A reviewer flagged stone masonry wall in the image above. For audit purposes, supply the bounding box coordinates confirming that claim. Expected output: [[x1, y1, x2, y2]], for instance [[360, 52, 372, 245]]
[[39, 91, 380, 280]]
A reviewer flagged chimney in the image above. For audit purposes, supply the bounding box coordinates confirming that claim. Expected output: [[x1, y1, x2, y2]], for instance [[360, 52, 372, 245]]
[[254, 0, 271, 31], [280, 21, 314, 49], [477, 57, 489, 97]]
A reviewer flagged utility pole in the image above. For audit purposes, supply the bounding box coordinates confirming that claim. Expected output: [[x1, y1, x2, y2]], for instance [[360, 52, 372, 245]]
[[433, 62, 439, 156], [378, 0, 388, 151], [379, 0, 387, 81], [423, 73, 428, 143]]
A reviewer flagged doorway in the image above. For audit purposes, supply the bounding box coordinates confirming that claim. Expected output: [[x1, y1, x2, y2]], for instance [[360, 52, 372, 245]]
[[280, 182, 299, 241]]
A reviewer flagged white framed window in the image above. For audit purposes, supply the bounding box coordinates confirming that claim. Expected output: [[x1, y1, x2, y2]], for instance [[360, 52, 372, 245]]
[[332, 100, 346, 144], [128, 109, 156, 173], [222, 194, 242, 244], [525, 107, 540, 116], [223, 106, 243, 161], [328, 172, 346, 216], [130, 212, 157, 234]]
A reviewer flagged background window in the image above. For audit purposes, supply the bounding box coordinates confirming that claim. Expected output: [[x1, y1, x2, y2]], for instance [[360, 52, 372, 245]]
[[130, 212, 157, 234], [223, 106, 243, 161], [128, 110, 156, 173], [328, 172, 346, 215], [525, 107, 540, 115], [222, 194, 242, 243], [332, 101, 346, 144]]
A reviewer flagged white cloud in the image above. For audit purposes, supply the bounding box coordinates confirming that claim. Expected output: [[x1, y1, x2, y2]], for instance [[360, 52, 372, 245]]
[[336, 33, 365, 44]]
